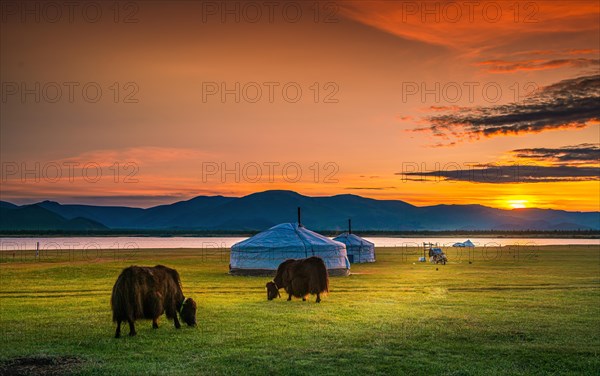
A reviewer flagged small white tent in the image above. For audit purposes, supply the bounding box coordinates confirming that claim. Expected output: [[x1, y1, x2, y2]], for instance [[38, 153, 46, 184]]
[[332, 233, 375, 263], [452, 239, 475, 247], [230, 223, 351, 276], [463, 239, 475, 247]]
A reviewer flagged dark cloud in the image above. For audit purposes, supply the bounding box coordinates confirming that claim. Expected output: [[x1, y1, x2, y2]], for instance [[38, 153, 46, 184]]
[[399, 165, 599, 184], [399, 143, 600, 184], [512, 143, 600, 164], [419, 75, 600, 143], [396, 165, 600, 183]]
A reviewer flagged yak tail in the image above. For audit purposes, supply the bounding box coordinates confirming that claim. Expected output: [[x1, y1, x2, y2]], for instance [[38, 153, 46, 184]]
[[111, 267, 144, 322]]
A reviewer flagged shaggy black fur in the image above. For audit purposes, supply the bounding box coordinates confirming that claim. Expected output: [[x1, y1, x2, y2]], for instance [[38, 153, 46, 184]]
[[111, 265, 196, 338], [268, 257, 329, 303]]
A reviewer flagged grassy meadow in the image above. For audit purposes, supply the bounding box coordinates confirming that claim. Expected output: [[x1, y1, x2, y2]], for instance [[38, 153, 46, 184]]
[[0, 245, 598, 375]]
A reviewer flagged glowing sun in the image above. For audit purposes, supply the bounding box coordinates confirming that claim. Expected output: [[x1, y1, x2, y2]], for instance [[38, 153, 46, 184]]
[[507, 199, 527, 209]]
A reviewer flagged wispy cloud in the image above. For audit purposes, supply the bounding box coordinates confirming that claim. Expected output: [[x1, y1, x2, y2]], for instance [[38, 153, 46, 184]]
[[512, 144, 600, 165], [400, 165, 599, 183], [399, 143, 600, 184], [338, 1, 599, 50], [345, 186, 396, 190], [416, 75, 600, 144], [477, 58, 599, 73], [477, 49, 600, 73], [60, 147, 214, 168]]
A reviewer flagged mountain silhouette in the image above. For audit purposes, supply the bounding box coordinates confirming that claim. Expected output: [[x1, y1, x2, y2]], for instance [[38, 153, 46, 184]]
[[1, 190, 597, 231], [0, 204, 108, 231]]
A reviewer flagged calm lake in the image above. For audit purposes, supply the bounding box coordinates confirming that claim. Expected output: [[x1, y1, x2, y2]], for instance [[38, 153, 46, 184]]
[[1, 237, 598, 251]]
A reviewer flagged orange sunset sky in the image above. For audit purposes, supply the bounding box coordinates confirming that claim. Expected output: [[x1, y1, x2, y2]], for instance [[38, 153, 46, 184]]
[[1, 1, 599, 210]]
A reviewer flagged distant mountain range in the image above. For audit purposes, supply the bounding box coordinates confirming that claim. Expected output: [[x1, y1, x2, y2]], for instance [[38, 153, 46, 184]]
[[1, 190, 598, 231]]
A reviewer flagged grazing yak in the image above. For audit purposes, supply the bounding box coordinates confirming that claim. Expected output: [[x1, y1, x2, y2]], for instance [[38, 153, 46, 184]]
[[111, 265, 197, 338], [266, 257, 329, 303]]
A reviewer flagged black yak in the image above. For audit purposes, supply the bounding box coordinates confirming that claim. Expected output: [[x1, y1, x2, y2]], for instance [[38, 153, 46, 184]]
[[111, 265, 197, 338], [266, 257, 329, 303]]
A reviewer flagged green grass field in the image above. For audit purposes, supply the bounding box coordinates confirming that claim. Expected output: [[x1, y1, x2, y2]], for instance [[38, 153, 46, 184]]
[[0, 245, 598, 375]]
